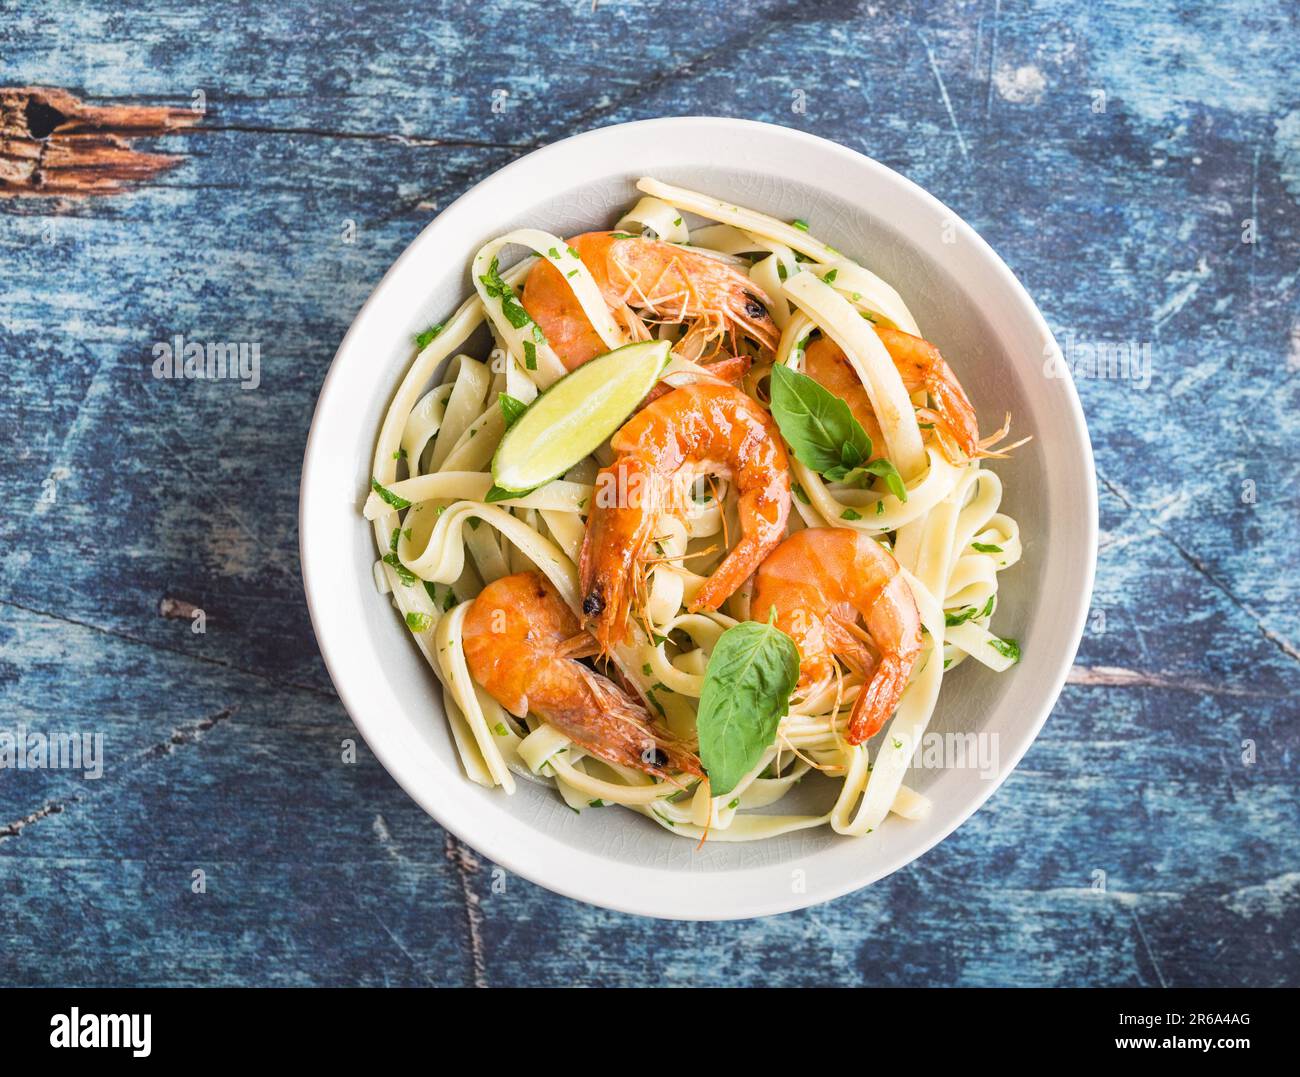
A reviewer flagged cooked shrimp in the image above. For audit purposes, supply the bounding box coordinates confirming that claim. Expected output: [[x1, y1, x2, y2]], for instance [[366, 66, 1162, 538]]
[[522, 231, 779, 370], [804, 327, 997, 461], [463, 572, 701, 779], [750, 528, 922, 745], [580, 383, 792, 650]]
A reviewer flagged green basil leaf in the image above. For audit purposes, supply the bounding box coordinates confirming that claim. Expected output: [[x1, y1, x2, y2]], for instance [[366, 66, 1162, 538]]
[[861, 458, 908, 503], [498, 392, 529, 428], [485, 484, 527, 503], [696, 621, 800, 797], [769, 364, 872, 474]]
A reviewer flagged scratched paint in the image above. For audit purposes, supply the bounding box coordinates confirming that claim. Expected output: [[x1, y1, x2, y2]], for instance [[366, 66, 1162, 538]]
[[0, 0, 1296, 986]]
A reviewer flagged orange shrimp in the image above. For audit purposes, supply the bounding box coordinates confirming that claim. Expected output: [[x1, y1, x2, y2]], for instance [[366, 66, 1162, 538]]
[[521, 231, 779, 371], [462, 572, 701, 779], [803, 327, 991, 461], [750, 528, 922, 745], [579, 383, 792, 651]]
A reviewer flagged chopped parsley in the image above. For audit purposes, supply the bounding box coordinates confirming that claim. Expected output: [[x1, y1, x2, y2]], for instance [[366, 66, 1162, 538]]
[[371, 478, 410, 511], [414, 322, 445, 350], [989, 637, 1022, 663], [478, 256, 532, 330], [841, 507, 863, 521], [972, 542, 1004, 554], [383, 553, 415, 586], [791, 218, 809, 231], [405, 611, 434, 632], [822, 268, 838, 284], [498, 392, 528, 428]]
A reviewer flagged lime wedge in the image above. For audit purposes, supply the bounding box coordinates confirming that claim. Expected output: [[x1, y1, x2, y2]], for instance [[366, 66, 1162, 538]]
[[491, 340, 671, 493]]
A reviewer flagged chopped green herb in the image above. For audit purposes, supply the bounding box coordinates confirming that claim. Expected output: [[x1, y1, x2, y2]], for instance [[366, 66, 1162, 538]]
[[609, 232, 636, 240], [945, 605, 981, 628], [892, 737, 903, 750], [727, 799, 740, 810], [523, 340, 537, 370], [567, 246, 580, 258], [371, 478, 411, 511], [876, 500, 885, 516], [405, 611, 434, 632], [792, 481, 810, 505], [443, 589, 457, 612], [642, 663, 653, 676], [972, 542, 1004, 554], [822, 268, 838, 284], [672, 217, 683, 227], [588, 798, 605, 808], [414, 322, 445, 350], [485, 484, 525, 503], [566, 269, 577, 278], [389, 527, 401, 554], [989, 637, 1022, 663], [493, 722, 509, 736], [382, 553, 416, 586], [392, 447, 407, 461], [467, 518, 480, 530], [652, 633, 669, 647], [776, 260, 789, 282], [498, 392, 529, 428], [547, 246, 560, 259], [791, 218, 809, 231], [478, 256, 532, 329], [841, 507, 863, 521]]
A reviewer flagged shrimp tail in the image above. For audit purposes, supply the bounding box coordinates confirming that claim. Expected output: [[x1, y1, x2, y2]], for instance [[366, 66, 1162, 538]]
[[846, 653, 912, 744]]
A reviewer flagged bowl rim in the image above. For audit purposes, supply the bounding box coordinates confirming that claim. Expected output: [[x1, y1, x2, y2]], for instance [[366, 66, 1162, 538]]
[[300, 115, 1098, 920]]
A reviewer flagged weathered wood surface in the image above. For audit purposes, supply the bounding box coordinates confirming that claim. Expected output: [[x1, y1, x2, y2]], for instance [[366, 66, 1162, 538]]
[[1, 0, 1297, 986]]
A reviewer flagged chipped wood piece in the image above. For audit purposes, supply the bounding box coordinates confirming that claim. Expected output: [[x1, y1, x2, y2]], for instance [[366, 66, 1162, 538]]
[[0, 85, 199, 198]]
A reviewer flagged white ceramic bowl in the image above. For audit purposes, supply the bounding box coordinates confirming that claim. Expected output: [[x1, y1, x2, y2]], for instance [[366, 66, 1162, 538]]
[[300, 117, 1097, 920]]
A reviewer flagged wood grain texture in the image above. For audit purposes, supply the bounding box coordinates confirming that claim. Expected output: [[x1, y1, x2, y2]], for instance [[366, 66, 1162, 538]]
[[1, 0, 1297, 987], [0, 86, 199, 198]]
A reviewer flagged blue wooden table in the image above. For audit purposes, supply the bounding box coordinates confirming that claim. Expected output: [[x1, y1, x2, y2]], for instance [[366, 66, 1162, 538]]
[[2, 0, 1296, 987]]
